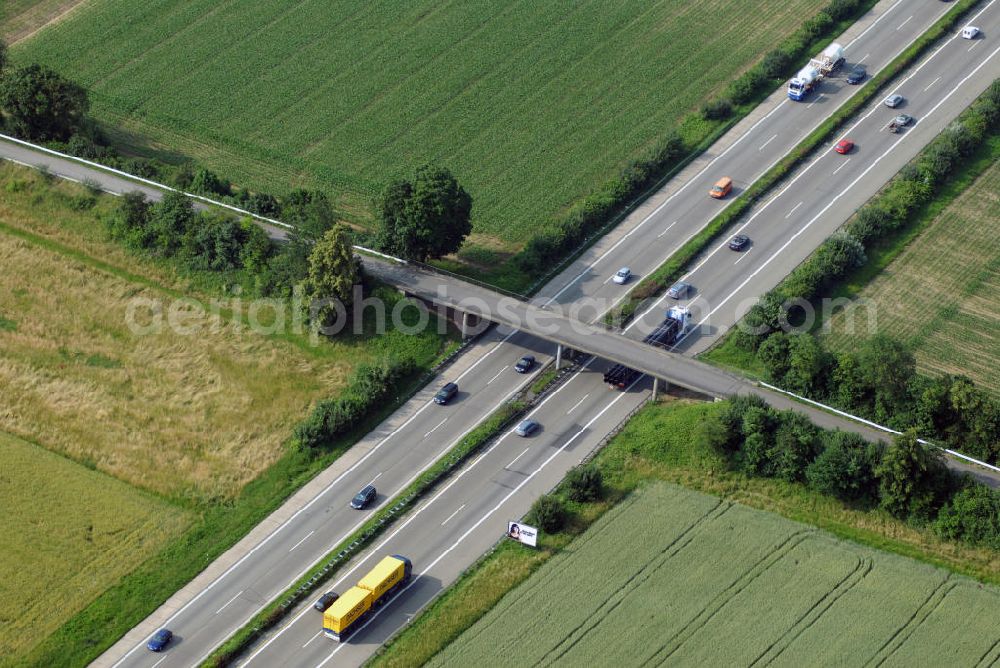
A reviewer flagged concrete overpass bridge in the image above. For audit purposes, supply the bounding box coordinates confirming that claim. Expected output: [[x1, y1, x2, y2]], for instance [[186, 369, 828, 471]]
[[362, 255, 745, 400]]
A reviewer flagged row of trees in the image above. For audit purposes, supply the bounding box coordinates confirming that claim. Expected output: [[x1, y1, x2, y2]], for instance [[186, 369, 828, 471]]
[[2, 39, 473, 271], [754, 333, 1000, 462], [705, 396, 1000, 549]]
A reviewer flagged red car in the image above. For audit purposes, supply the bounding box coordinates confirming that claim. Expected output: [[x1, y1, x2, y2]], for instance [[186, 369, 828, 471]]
[[834, 139, 854, 154]]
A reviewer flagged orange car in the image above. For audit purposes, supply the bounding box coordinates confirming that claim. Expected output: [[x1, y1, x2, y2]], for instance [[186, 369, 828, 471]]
[[709, 177, 732, 199]]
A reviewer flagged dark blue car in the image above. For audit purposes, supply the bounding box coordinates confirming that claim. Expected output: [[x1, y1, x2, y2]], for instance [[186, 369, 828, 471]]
[[147, 628, 172, 652]]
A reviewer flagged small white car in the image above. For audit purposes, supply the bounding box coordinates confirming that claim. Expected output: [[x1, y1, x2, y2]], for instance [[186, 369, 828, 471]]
[[884, 94, 904, 108], [962, 25, 981, 40], [612, 267, 632, 285]]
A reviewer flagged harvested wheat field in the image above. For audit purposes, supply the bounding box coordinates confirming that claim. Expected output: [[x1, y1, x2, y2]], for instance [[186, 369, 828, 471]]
[[824, 156, 1000, 396], [0, 166, 401, 501]]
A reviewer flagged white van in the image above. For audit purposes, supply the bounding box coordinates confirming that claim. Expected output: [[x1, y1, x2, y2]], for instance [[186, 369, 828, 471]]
[[962, 25, 980, 39]]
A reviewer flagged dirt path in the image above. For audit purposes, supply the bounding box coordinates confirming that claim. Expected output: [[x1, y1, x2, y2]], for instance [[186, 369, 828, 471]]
[[3, 0, 90, 45]]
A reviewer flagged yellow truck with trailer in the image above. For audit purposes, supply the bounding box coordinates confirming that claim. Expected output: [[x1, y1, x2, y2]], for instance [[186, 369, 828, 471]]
[[323, 554, 412, 641]]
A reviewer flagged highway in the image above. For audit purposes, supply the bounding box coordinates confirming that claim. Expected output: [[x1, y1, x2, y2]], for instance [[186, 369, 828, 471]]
[[235, 3, 1000, 668], [4, 1, 985, 666]]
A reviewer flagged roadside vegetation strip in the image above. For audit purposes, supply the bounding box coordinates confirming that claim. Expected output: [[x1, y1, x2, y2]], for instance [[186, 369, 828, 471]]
[[604, 0, 983, 328], [370, 399, 1000, 668], [202, 363, 572, 667]]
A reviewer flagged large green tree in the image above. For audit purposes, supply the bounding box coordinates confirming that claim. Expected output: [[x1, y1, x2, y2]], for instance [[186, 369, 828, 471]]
[[301, 223, 359, 328], [876, 430, 949, 520], [377, 165, 472, 262], [805, 431, 879, 502], [0, 64, 89, 141]]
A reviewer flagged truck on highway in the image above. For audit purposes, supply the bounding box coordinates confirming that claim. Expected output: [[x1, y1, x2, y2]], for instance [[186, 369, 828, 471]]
[[603, 307, 691, 389], [787, 43, 845, 100], [322, 554, 413, 641]]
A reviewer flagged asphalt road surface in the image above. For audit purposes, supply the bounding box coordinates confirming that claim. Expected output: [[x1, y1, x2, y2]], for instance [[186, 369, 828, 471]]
[[3, 1, 990, 666]]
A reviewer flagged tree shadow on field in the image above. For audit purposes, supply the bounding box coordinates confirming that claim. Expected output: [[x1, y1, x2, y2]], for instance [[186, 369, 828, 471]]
[[98, 121, 191, 166]]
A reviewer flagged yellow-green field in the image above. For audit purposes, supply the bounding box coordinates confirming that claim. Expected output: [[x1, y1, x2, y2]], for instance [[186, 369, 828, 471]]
[[0, 431, 190, 660], [13, 0, 829, 246], [432, 483, 1000, 666], [0, 171, 352, 500], [0, 164, 450, 501], [824, 156, 1000, 396]]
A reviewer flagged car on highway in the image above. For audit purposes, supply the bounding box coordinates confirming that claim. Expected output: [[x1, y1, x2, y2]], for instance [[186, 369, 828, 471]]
[[846, 64, 866, 84], [612, 267, 632, 284], [314, 591, 339, 612], [884, 94, 904, 108], [894, 114, 914, 127], [709, 176, 733, 199], [666, 281, 691, 299], [834, 139, 854, 154], [728, 234, 750, 251], [434, 382, 458, 405], [962, 25, 980, 39], [147, 628, 172, 652], [514, 355, 536, 373], [350, 484, 377, 510], [515, 418, 539, 437]]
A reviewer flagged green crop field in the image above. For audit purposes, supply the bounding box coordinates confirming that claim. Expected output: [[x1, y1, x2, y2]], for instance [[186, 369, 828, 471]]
[[0, 431, 191, 661], [432, 483, 1000, 667], [13, 0, 827, 248], [824, 153, 1000, 396]]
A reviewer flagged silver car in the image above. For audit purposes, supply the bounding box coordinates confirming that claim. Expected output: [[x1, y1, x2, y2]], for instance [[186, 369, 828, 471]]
[[666, 281, 691, 299], [612, 267, 632, 285], [515, 419, 539, 437], [884, 94, 904, 108]]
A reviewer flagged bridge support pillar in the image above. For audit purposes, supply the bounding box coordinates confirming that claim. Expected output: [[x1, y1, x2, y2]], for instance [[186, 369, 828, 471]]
[[461, 312, 472, 340], [555, 344, 563, 370], [652, 377, 667, 401]]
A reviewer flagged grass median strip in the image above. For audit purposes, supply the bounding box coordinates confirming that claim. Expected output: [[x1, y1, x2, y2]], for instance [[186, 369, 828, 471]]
[[202, 364, 571, 667], [605, 0, 983, 328]]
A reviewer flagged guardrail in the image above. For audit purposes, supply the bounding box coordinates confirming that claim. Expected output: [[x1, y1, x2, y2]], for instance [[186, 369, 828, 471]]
[[759, 382, 1000, 474]]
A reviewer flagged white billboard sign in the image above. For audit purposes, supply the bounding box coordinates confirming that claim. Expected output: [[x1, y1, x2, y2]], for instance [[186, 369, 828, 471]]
[[507, 521, 538, 547]]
